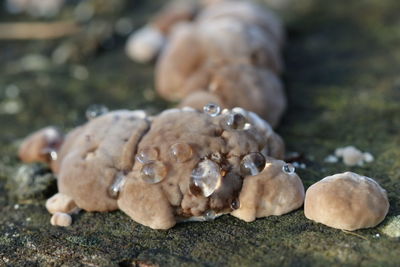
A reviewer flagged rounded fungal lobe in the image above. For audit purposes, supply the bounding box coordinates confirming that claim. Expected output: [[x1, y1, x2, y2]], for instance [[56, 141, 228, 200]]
[[50, 212, 72, 227], [231, 157, 305, 222], [55, 110, 151, 212], [18, 126, 64, 164], [304, 172, 389, 231]]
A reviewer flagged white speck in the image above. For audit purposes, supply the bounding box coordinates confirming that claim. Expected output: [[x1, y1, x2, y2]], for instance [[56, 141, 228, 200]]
[[71, 65, 89, 80], [330, 146, 374, 166], [324, 155, 338, 163], [14, 204, 19, 210], [292, 162, 306, 169], [126, 25, 165, 63], [363, 152, 374, 162], [26, 217, 31, 222], [1, 100, 22, 114]]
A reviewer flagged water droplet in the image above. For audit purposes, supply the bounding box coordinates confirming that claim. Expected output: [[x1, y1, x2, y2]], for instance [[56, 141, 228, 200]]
[[42, 148, 58, 161], [136, 147, 159, 164], [282, 163, 295, 174], [203, 103, 221, 117], [221, 112, 247, 130], [108, 171, 127, 199], [231, 199, 240, 210], [170, 143, 193, 163], [240, 153, 266, 176], [140, 161, 167, 184], [85, 104, 108, 120], [49, 150, 58, 161], [191, 159, 222, 197], [204, 210, 216, 221]]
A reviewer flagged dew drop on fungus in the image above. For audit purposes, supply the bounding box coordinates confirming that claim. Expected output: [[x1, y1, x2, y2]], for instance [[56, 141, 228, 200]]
[[136, 147, 159, 164], [170, 143, 193, 163], [140, 161, 167, 184], [205, 210, 216, 221], [282, 163, 295, 174], [203, 103, 221, 117], [85, 104, 109, 120], [108, 171, 127, 199], [191, 159, 222, 197], [231, 199, 240, 210], [49, 150, 58, 161], [240, 152, 266, 176], [42, 148, 58, 161], [221, 112, 247, 130]]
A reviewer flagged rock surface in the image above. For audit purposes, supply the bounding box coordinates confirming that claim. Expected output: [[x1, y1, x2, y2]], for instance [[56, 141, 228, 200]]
[[1, 0, 400, 266]]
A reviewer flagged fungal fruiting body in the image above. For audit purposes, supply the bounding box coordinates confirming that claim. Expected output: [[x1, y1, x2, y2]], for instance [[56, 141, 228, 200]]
[[128, 0, 286, 127], [304, 172, 389, 231], [19, 106, 305, 229], [125, 0, 198, 63]]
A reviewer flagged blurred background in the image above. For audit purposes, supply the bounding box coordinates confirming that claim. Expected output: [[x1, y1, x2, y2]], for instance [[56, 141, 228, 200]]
[[0, 0, 171, 144]]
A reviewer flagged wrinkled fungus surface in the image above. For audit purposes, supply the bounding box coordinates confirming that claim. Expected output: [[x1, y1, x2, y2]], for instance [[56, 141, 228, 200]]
[[19, 106, 294, 229]]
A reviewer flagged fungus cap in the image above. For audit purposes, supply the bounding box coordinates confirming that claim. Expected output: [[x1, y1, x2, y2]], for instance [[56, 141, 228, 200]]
[[304, 172, 389, 231], [231, 157, 304, 222]]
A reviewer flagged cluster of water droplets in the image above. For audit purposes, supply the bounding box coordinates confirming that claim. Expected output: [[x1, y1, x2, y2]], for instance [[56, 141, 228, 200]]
[[191, 159, 222, 197], [240, 152, 266, 176], [85, 104, 109, 120], [136, 147, 169, 184], [203, 103, 252, 131], [221, 112, 248, 131], [108, 171, 127, 199]]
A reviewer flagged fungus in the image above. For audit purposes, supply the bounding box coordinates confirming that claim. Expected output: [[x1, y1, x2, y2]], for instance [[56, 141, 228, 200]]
[[231, 157, 305, 222], [20, 106, 293, 229], [304, 172, 389, 231], [333, 146, 374, 166], [180, 63, 286, 128], [125, 0, 198, 63], [18, 126, 63, 164], [118, 107, 285, 229], [50, 212, 72, 227], [154, 1, 285, 126], [51, 110, 151, 212], [196, 0, 285, 46]]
